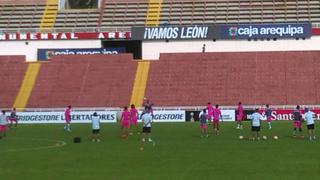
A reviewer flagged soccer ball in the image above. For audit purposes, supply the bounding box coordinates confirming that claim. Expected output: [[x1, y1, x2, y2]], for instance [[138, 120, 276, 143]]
[[239, 135, 244, 140], [273, 136, 278, 140], [262, 136, 267, 140]]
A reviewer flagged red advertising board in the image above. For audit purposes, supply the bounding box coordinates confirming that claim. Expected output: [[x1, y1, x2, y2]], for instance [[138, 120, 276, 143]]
[[0, 31, 131, 41]]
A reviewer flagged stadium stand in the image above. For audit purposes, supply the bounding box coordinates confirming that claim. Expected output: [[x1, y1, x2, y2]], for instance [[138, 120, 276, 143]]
[[54, 9, 100, 30], [99, 0, 320, 27], [0, 3, 46, 30], [145, 51, 320, 106], [160, 0, 320, 25], [1, 0, 320, 31], [0, 56, 28, 108], [102, 0, 148, 27], [27, 54, 137, 108]]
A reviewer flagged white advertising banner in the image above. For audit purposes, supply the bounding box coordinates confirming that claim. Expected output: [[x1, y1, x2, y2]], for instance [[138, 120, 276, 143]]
[[16, 111, 117, 124], [221, 110, 235, 122], [138, 110, 185, 122]]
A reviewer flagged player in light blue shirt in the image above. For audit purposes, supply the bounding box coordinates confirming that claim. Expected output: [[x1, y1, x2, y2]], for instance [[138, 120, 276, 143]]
[[251, 108, 262, 140], [304, 108, 316, 141]]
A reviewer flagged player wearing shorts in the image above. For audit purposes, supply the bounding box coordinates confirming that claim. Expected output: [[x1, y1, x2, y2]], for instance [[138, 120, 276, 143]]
[[0, 110, 8, 139], [141, 108, 153, 142], [293, 105, 303, 137], [64, 105, 72, 132], [265, 104, 272, 129], [236, 102, 244, 129], [207, 102, 214, 124], [251, 108, 262, 140], [213, 104, 222, 135], [91, 112, 101, 142], [130, 104, 139, 135], [121, 106, 131, 138], [199, 109, 208, 137], [9, 108, 18, 127], [304, 108, 316, 141]]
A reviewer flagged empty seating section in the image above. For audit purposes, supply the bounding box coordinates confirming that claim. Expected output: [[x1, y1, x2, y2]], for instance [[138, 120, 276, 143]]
[[1, 0, 320, 30], [27, 54, 137, 108], [160, 0, 320, 25], [0, 3, 46, 30], [0, 56, 27, 108], [54, 10, 100, 30], [145, 51, 320, 106], [102, 0, 148, 27], [0, 0, 46, 5]]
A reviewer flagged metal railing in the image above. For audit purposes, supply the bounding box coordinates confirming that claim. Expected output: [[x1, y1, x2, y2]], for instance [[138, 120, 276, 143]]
[[5, 105, 320, 112], [1, 22, 320, 33], [0, 26, 131, 33]]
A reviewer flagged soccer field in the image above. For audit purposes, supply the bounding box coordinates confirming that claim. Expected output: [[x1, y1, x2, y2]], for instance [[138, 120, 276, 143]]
[[1, 121, 319, 180]]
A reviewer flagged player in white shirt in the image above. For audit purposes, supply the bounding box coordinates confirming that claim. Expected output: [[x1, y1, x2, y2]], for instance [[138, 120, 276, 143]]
[[251, 108, 262, 140], [141, 108, 153, 142], [0, 110, 8, 139], [91, 112, 101, 142], [304, 108, 316, 141]]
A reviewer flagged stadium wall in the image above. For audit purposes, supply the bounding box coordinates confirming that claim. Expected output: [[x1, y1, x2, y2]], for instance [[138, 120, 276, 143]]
[[0, 40, 101, 61], [142, 36, 320, 60]]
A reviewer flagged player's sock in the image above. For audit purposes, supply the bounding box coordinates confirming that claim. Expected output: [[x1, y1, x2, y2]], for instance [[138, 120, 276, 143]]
[[313, 136, 316, 140], [142, 138, 145, 142], [268, 123, 272, 129], [148, 138, 152, 142], [309, 136, 312, 141]]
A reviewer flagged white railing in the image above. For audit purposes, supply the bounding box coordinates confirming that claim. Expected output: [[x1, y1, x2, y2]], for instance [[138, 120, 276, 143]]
[[0, 26, 131, 33], [5, 105, 320, 112]]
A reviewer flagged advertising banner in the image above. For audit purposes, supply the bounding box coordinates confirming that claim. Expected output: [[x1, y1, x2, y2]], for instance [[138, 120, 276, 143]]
[[0, 31, 131, 41], [138, 110, 185, 122], [185, 111, 200, 122], [37, 47, 126, 60], [132, 26, 218, 41], [15, 111, 117, 124], [221, 110, 235, 122], [245, 109, 320, 121], [219, 23, 312, 40], [184, 110, 235, 122]]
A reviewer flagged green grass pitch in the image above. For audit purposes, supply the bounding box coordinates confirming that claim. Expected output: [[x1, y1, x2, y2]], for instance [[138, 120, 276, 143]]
[[0, 121, 319, 180]]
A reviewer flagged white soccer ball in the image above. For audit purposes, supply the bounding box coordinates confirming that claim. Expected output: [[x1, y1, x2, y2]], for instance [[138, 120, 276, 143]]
[[239, 135, 244, 140], [274, 136, 278, 140], [262, 136, 267, 140]]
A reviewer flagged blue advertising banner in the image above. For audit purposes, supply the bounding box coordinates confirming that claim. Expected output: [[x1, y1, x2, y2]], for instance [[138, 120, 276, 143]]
[[37, 47, 126, 60], [219, 23, 312, 40], [131, 26, 218, 40]]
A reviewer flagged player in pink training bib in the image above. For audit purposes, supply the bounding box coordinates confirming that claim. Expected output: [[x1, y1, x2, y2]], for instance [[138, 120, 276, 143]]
[[236, 102, 244, 129], [213, 104, 222, 135], [121, 106, 131, 138], [64, 105, 72, 132], [206, 102, 214, 124], [130, 104, 139, 135]]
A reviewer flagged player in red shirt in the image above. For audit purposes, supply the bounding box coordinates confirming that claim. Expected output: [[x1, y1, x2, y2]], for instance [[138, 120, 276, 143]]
[[64, 105, 72, 132]]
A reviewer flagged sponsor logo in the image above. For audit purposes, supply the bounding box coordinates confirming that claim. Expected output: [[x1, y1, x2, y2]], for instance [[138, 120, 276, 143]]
[[228, 27, 238, 37], [222, 23, 311, 39], [38, 47, 125, 60]]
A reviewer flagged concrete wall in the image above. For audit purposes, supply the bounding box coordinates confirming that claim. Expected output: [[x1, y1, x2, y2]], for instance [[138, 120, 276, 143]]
[[0, 40, 102, 61], [142, 36, 320, 60]]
